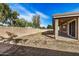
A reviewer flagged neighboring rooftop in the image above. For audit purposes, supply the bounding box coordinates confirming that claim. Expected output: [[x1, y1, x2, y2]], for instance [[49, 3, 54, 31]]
[[53, 12, 79, 18]]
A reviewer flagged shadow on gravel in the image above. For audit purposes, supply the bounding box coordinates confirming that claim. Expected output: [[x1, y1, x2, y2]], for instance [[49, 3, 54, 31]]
[[42, 31, 55, 39], [1, 43, 79, 56], [42, 30, 75, 39]]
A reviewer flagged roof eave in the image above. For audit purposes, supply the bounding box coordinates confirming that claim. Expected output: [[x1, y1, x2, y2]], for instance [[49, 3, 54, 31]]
[[53, 14, 79, 19]]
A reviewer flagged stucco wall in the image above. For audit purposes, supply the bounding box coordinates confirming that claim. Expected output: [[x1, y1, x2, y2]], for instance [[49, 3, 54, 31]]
[[59, 24, 68, 36], [0, 27, 35, 37], [0, 27, 47, 37]]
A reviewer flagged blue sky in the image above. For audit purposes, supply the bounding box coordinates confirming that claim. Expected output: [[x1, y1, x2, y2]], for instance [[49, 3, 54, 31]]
[[9, 3, 79, 27]]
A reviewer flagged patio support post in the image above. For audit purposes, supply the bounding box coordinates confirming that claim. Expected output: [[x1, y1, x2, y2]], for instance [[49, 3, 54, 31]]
[[75, 19, 77, 39], [67, 23, 69, 36], [77, 17, 79, 40], [55, 19, 59, 39]]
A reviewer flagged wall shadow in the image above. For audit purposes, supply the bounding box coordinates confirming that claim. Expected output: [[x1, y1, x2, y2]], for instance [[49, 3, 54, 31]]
[[1, 43, 79, 56], [42, 30, 55, 39], [42, 30, 75, 39]]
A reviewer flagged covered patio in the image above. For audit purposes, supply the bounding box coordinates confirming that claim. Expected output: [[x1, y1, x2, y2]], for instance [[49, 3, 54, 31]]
[[53, 12, 79, 40]]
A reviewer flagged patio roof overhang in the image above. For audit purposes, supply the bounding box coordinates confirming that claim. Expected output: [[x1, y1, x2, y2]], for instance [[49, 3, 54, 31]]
[[53, 12, 79, 19]]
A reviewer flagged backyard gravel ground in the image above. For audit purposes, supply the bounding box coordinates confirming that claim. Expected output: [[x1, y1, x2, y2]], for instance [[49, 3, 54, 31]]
[[0, 30, 79, 55], [18, 32, 79, 53]]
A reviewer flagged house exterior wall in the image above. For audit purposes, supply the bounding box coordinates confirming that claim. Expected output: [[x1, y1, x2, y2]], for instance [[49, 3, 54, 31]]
[[0, 27, 41, 37], [53, 12, 79, 40], [54, 18, 78, 39], [59, 24, 68, 36]]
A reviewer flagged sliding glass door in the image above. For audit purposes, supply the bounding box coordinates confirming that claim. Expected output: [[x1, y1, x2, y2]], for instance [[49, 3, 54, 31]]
[[69, 21, 75, 37]]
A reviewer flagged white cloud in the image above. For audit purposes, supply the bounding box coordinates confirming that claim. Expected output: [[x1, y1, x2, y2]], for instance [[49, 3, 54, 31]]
[[35, 11, 49, 19], [9, 4, 50, 27], [10, 4, 32, 15], [73, 8, 79, 12], [34, 11, 50, 27], [18, 14, 34, 22], [40, 24, 47, 28], [10, 4, 36, 22], [69, 8, 79, 12]]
